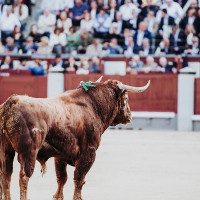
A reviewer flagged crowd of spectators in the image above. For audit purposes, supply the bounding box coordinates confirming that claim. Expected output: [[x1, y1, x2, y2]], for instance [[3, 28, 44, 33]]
[[0, 0, 200, 74]]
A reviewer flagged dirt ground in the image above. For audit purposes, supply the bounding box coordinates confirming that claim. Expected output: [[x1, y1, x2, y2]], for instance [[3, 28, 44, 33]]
[[10, 130, 200, 200]]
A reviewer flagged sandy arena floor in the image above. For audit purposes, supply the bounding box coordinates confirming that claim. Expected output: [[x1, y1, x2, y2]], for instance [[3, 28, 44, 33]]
[[9, 130, 200, 200]]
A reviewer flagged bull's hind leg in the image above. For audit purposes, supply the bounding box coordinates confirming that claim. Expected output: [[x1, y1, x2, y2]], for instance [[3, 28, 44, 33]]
[[0, 141, 15, 200], [4, 146, 15, 200], [18, 150, 38, 200], [73, 147, 96, 200], [53, 158, 68, 200]]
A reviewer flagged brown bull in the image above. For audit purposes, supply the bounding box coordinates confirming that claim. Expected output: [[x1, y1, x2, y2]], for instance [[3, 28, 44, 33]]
[[0, 77, 150, 200]]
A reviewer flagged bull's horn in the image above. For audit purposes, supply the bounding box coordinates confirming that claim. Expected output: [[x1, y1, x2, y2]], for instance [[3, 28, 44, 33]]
[[118, 80, 150, 93], [96, 76, 103, 83]]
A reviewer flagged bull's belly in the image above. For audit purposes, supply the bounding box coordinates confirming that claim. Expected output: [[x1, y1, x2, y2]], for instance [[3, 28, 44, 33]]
[[37, 133, 80, 166]]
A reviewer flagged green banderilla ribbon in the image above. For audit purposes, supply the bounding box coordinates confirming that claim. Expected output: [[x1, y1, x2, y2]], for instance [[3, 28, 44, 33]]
[[80, 81, 96, 91]]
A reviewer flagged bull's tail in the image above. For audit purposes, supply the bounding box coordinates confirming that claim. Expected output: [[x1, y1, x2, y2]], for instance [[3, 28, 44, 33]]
[[0, 104, 5, 199]]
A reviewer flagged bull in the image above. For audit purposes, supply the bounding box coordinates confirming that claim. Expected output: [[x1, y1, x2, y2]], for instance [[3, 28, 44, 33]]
[[0, 77, 150, 200]]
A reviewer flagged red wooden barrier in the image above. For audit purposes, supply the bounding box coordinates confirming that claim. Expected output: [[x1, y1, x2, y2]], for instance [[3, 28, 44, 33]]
[[0, 76, 47, 104], [194, 78, 200, 114], [64, 74, 178, 113]]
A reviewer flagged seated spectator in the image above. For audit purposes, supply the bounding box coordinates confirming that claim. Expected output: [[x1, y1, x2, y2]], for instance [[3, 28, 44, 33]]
[[62, 0, 74, 9], [114, 11, 123, 34], [97, 0, 108, 9], [108, 22, 123, 44], [37, 8, 56, 37], [28, 59, 45, 75], [158, 0, 183, 24], [89, 56, 100, 73], [103, 38, 122, 54], [108, 0, 118, 22], [0, 6, 21, 44], [56, 11, 72, 34], [89, 0, 98, 21], [0, 55, 13, 69], [78, 29, 93, 54], [158, 9, 175, 33], [194, 8, 200, 38], [169, 25, 186, 54], [0, 0, 7, 16], [80, 11, 94, 33], [184, 36, 199, 55], [66, 56, 78, 72], [28, 24, 42, 43], [139, 0, 159, 20], [185, 24, 196, 47], [128, 9, 139, 32], [40, 0, 67, 15], [172, 54, 188, 70], [93, 8, 111, 38], [134, 21, 152, 48], [139, 38, 153, 56], [123, 36, 137, 56], [15, 57, 29, 70], [155, 8, 175, 48], [40, 0, 54, 12], [127, 55, 144, 74], [144, 10, 158, 37], [49, 27, 67, 54], [180, 8, 196, 30], [11, 25, 25, 50], [142, 55, 157, 73], [51, 54, 67, 69], [4, 37, 18, 54], [22, 36, 37, 54], [122, 28, 132, 48], [76, 56, 89, 74], [65, 26, 80, 54], [155, 38, 172, 55], [13, 0, 29, 31], [157, 56, 176, 73], [69, 0, 88, 26], [119, 0, 139, 30], [37, 36, 52, 54], [0, 39, 5, 53], [86, 38, 103, 56]]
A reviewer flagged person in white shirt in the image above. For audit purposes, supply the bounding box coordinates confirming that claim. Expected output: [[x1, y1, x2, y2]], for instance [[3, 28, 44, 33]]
[[0, 0, 7, 16], [57, 11, 72, 34], [119, 0, 139, 21], [76, 56, 89, 75], [80, 11, 94, 33], [49, 27, 67, 54], [144, 11, 158, 36], [0, 6, 21, 43], [37, 8, 56, 37], [89, 0, 98, 22], [13, 0, 29, 31], [157, 0, 183, 24]]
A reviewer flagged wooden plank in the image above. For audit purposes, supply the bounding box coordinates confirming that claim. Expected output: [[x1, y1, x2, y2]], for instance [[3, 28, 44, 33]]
[[194, 78, 200, 114], [0, 76, 47, 104], [64, 74, 178, 113]]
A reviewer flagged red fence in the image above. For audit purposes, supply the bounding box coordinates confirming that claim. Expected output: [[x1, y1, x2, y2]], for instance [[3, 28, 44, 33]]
[[0, 75, 47, 104], [195, 78, 200, 115], [64, 74, 178, 113]]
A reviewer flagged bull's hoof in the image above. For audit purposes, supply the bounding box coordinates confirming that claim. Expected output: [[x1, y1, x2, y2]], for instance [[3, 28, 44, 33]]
[[73, 196, 83, 200], [53, 197, 63, 200]]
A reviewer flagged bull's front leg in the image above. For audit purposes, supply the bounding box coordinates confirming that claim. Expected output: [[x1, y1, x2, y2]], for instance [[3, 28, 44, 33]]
[[73, 147, 96, 200], [53, 158, 68, 200]]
